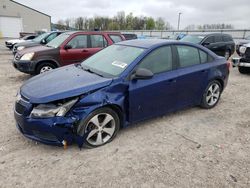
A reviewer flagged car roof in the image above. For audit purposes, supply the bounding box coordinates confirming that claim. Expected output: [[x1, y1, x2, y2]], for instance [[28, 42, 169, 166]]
[[63, 31, 122, 35], [187, 33, 231, 37], [116, 39, 180, 48]]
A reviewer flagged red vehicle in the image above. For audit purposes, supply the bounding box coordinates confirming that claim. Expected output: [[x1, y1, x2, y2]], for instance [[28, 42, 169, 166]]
[[12, 31, 125, 74]]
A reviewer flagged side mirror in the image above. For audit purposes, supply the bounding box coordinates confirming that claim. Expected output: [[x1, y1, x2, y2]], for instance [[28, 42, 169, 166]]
[[41, 39, 46, 44], [64, 44, 72, 50], [131, 68, 153, 80], [203, 42, 210, 46]]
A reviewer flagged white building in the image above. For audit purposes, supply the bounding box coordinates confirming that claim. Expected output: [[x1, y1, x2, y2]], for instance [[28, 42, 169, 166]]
[[0, 0, 51, 38]]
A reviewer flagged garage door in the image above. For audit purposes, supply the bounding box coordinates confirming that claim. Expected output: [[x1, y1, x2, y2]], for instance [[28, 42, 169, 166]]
[[0, 16, 23, 38]]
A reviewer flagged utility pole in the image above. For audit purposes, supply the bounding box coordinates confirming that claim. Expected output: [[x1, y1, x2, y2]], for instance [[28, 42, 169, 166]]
[[177, 12, 182, 30]]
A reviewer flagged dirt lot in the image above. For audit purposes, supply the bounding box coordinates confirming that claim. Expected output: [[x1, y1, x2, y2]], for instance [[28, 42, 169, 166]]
[[0, 39, 249, 188]]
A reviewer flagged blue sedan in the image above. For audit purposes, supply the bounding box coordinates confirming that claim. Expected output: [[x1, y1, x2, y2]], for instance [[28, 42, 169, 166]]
[[14, 39, 230, 148]]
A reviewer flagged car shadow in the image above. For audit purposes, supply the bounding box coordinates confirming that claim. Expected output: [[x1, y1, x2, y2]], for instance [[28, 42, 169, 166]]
[[9, 74, 32, 82]]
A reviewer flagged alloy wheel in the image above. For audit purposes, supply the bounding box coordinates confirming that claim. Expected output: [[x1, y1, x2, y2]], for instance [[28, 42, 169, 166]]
[[40, 66, 53, 74], [85, 113, 116, 146], [206, 83, 221, 106]]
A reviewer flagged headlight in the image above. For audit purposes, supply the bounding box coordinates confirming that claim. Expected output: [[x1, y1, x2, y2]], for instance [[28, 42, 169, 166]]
[[16, 90, 21, 102], [30, 98, 78, 118], [239, 46, 247, 54], [17, 46, 25, 51], [20, 52, 34, 61]]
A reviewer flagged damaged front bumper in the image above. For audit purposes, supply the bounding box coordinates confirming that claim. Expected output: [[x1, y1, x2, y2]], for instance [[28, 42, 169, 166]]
[[15, 111, 78, 146], [14, 96, 91, 147]]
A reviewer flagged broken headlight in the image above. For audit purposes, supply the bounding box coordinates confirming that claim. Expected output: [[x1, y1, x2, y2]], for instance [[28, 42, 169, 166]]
[[30, 98, 78, 118]]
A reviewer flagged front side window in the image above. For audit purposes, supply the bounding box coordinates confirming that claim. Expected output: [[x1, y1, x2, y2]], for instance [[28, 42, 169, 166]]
[[90, 35, 108, 48], [33, 32, 49, 42], [204, 36, 214, 44], [138, 46, 172, 74], [199, 50, 208, 63], [109, 35, 123, 43], [67, 35, 88, 49], [180, 35, 204, 44], [177, 45, 200, 68], [214, 35, 223, 43]]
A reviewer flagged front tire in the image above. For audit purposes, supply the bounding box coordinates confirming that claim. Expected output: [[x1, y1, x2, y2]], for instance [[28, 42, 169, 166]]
[[201, 80, 222, 109], [77, 107, 120, 148], [36, 62, 56, 74]]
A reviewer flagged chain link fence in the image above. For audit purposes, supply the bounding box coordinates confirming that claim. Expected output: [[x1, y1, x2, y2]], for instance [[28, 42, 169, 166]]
[[118, 29, 250, 39]]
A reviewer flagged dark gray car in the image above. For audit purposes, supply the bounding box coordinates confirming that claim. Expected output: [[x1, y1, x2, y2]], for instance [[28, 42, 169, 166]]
[[13, 31, 64, 54]]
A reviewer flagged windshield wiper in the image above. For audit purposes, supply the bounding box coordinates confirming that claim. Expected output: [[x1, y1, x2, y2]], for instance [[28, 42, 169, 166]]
[[82, 67, 104, 77]]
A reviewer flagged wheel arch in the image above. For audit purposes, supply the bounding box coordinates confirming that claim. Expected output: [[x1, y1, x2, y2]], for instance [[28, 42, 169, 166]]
[[102, 104, 125, 128], [35, 59, 59, 71]]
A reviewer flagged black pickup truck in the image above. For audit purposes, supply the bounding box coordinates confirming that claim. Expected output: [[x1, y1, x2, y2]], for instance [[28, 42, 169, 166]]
[[232, 43, 250, 74]]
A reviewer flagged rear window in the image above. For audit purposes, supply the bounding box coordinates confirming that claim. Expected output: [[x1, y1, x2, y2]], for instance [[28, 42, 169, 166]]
[[109, 35, 123, 43], [223, 35, 233, 42]]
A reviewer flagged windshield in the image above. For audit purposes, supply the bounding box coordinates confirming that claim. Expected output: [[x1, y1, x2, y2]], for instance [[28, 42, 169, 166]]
[[180, 35, 205, 44], [33, 33, 49, 42], [81, 45, 145, 77], [46, 33, 70, 48]]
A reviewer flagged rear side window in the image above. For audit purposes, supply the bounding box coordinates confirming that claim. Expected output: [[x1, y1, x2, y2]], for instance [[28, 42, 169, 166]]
[[67, 35, 88, 49], [214, 35, 223, 42], [199, 50, 208, 63], [90, 35, 108, 48], [223, 35, 233, 42], [177, 45, 200, 68], [138, 46, 172, 74], [109, 35, 123, 43]]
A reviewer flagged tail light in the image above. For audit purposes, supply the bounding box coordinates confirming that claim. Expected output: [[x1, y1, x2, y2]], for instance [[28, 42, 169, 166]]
[[226, 61, 231, 71]]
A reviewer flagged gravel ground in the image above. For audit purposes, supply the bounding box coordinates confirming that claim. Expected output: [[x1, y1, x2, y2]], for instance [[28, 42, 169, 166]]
[[0, 39, 249, 188]]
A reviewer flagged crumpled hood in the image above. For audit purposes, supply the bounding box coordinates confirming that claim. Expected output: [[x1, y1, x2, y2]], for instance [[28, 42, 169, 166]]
[[21, 65, 113, 104]]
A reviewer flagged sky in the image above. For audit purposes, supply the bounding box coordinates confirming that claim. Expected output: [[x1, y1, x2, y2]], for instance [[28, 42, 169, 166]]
[[15, 0, 250, 29]]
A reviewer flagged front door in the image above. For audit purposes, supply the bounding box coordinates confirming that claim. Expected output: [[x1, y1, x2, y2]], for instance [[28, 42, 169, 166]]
[[60, 34, 90, 66], [128, 45, 178, 123]]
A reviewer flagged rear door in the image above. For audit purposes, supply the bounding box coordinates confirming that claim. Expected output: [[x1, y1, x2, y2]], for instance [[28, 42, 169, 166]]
[[175, 45, 209, 108], [88, 34, 108, 55], [128, 45, 179, 122], [60, 34, 89, 65]]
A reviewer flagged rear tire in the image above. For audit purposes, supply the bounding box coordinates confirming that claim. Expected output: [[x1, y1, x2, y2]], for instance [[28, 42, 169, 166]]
[[36, 62, 56, 74], [238, 67, 250, 74], [224, 50, 231, 60], [201, 80, 222, 109]]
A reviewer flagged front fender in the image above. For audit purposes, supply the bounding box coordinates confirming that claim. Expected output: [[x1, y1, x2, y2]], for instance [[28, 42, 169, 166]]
[[70, 82, 128, 148]]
